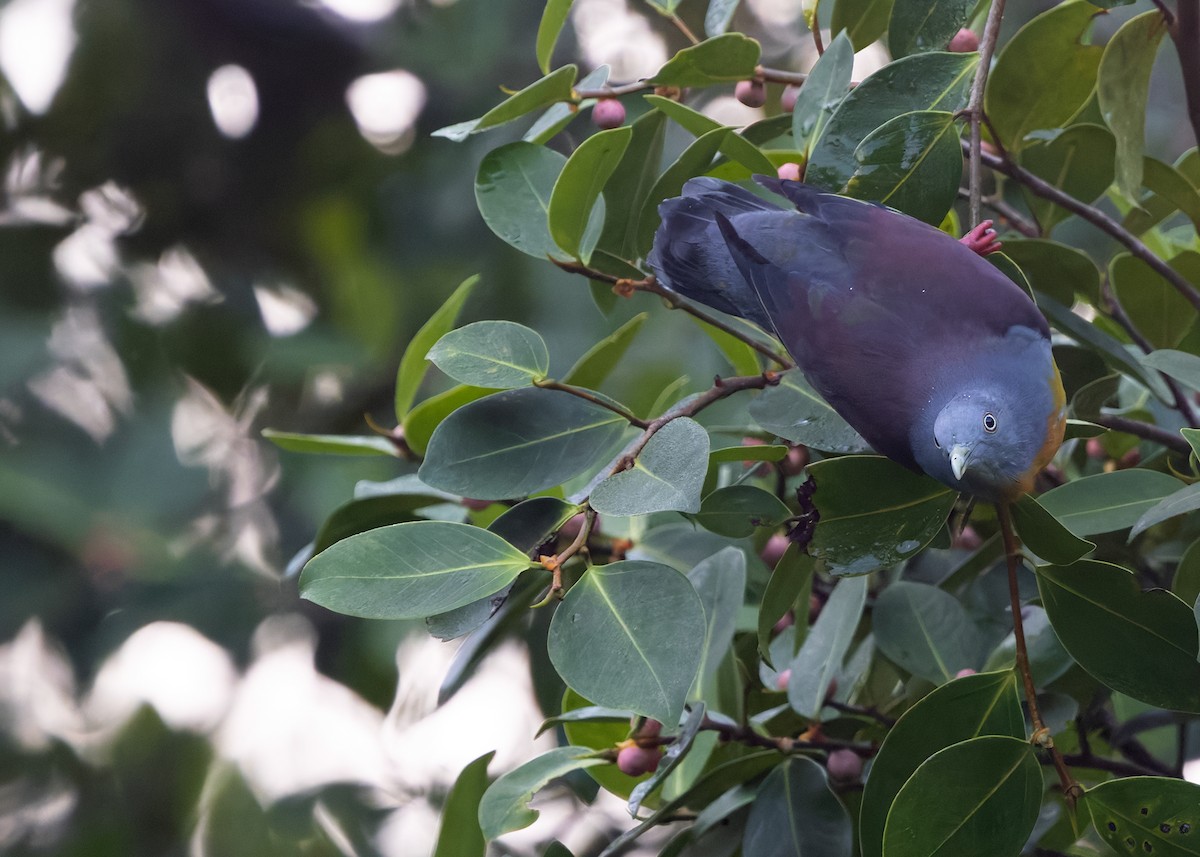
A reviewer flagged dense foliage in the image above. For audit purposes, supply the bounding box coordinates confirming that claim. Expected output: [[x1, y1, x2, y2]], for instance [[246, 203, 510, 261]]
[[280, 0, 1200, 855]]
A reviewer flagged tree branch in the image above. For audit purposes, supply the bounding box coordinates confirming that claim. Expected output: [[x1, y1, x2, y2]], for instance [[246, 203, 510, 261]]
[[1091, 413, 1192, 455], [1172, 0, 1200, 150], [1056, 753, 1170, 779], [973, 142, 1200, 316], [966, 0, 1009, 227], [575, 64, 813, 99], [955, 188, 1040, 237], [534, 378, 649, 427]]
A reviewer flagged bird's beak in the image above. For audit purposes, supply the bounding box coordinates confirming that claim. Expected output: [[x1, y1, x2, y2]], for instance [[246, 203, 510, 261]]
[[949, 444, 972, 481]]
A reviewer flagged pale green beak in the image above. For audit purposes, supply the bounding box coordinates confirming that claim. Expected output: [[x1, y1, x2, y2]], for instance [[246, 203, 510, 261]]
[[949, 443, 972, 481]]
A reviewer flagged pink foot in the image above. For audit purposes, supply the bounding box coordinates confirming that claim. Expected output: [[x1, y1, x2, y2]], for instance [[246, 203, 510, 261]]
[[960, 220, 1001, 256]]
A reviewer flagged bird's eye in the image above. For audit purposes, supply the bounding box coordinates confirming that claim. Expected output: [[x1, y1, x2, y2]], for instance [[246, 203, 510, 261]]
[[983, 413, 997, 433]]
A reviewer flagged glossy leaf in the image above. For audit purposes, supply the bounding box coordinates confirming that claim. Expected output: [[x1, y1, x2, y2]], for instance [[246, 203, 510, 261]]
[[694, 485, 791, 538], [1011, 493, 1095, 565], [1085, 777, 1200, 857], [982, 605, 1075, 687], [395, 274, 479, 420], [549, 126, 631, 262], [1001, 239, 1100, 306], [1144, 347, 1200, 391], [758, 546, 814, 666], [1111, 252, 1200, 350], [1037, 469, 1184, 537], [743, 757, 854, 857], [433, 751, 494, 857], [526, 65, 609, 146], [688, 547, 747, 687], [808, 455, 957, 576], [300, 521, 533, 620], [559, 689, 650, 801], [598, 110, 668, 259], [710, 443, 788, 463], [1018, 125, 1116, 233], [419, 388, 628, 500], [985, 1, 1103, 152], [807, 52, 977, 192], [888, 0, 973, 57], [649, 33, 761, 88], [536, 0, 574, 74], [693, 318, 762, 376], [475, 142, 568, 260], [636, 127, 728, 256], [402, 385, 492, 456], [859, 671, 1024, 857], [1130, 481, 1200, 540], [787, 575, 868, 718], [792, 31, 854, 155], [547, 560, 705, 723], [1098, 11, 1169, 201], [749, 368, 869, 453], [262, 430, 397, 457], [844, 109, 961, 224], [313, 493, 453, 554], [1126, 149, 1200, 235], [645, 94, 723, 137], [564, 313, 648, 389], [1174, 538, 1200, 607], [427, 320, 549, 389], [590, 417, 709, 515], [1037, 559, 1200, 713], [476, 65, 578, 134], [831, 0, 895, 51], [478, 746, 607, 839], [873, 581, 985, 683], [628, 705, 706, 816], [882, 736, 1042, 857], [705, 0, 741, 36]]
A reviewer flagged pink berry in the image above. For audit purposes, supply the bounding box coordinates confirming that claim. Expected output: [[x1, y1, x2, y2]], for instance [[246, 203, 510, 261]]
[[616, 744, 662, 776], [826, 749, 863, 782], [773, 612, 795, 634], [761, 533, 790, 569], [777, 162, 802, 182], [955, 668, 977, 678], [952, 525, 982, 551], [735, 79, 766, 108], [1086, 438, 1106, 460], [776, 668, 791, 691], [461, 498, 493, 511], [780, 443, 809, 475], [1120, 448, 1142, 469], [592, 98, 626, 129], [780, 84, 800, 112], [948, 28, 980, 52]]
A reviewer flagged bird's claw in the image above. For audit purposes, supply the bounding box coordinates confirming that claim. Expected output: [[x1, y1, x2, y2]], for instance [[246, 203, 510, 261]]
[[960, 220, 1002, 256]]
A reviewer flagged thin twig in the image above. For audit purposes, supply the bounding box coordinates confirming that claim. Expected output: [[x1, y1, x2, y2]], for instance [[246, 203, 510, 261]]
[[535, 507, 595, 604], [1056, 753, 1169, 779], [669, 13, 701, 45], [535, 378, 650, 428], [1090, 414, 1192, 455], [825, 700, 898, 727], [575, 64, 814, 99], [971, 191, 1041, 238], [811, 20, 825, 56], [966, 0, 1008, 228], [700, 716, 878, 757], [1153, 0, 1178, 26], [997, 503, 1080, 803], [973, 143, 1200, 316]]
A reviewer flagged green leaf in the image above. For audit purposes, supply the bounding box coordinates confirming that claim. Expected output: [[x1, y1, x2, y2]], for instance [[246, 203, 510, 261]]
[[261, 430, 397, 457], [985, 0, 1103, 152], [475, 142, 568, 262], [598, 110, 668, 260], [859, 671, 1024, 857], [692, 318, 762, 376], [688, 547, 746, 688], [478, 746, 607, 839], [831, 0, 895, 51], [705, 0, 741, 37], [743, 758, 853, 857], [792, 31, 854, 156], [1037, 469, 1184, 537], [428, 320, 549, 389], [807, 52, 977, 192], [549, 126, 632, 262], [628, 704, 707, 816], [1001, 239, 1100, 306], [844, 110, 961, 224], [300, 521, 532, 620], [395, 275, 480, 421], [750, 368, 869, 453], [637, 127, 728, 256], [1144, 347, 1200, 391], [882, 736, 1042, 857], [694, 485, 792, 538], [1125, 149, 1200, 235], [477, 65, 578, 134], [419, 388, 628, 500], [1037, 559, 1200, 713], [590, 417, 709, 515], [1098, 10, 1169, 201], [649, 33, 761, 88], [559, 689, 649, 801], [710, 443, 789, 463], [525, 65, 609, 145], [888, 0, 973, 58], [536, 0, 574, 74], [1085, 777, 1200, 857], [645, 94, 724, 137], [872, 581, 984, 683], [564, 313, 649, 389], [1011, 493, 1095, 565], [1130, 481, 1200, 540], [313, 493, 453, 554], [1018, 125, 1116, 233], [1112, 252, 1200, 350], [433, 751, 494, 857], [758, 546, 814, 666], [808, 455, 957, 576], [1174, 537, 1200, 606], [402, 385, 492, 456], [547, 560, 706, 723], [787, 575, 868, 718]]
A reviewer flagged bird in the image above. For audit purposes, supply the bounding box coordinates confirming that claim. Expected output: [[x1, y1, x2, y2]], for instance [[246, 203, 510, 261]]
[[647, 175, 1066, 503]]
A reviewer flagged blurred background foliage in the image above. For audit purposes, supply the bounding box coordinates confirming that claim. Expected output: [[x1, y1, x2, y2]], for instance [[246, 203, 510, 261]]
[[0, 0, 1194, 855]]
